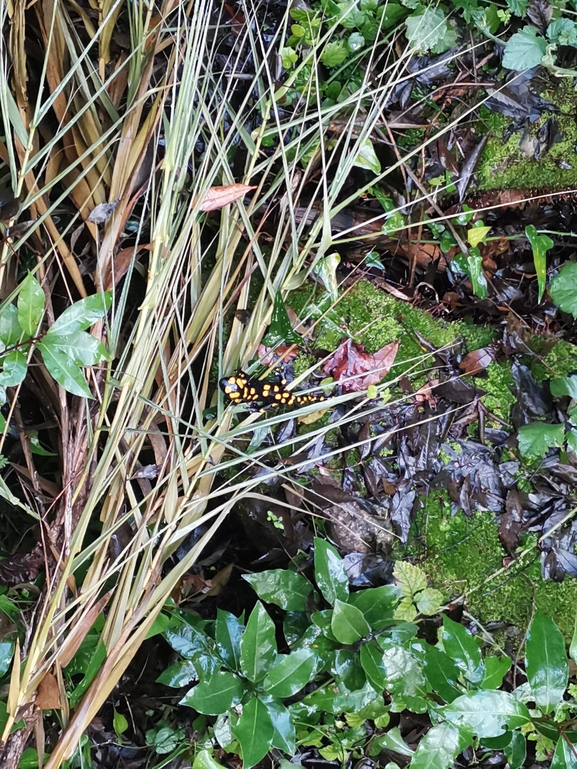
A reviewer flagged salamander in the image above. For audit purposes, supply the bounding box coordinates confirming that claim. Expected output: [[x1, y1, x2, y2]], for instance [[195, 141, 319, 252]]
[[219, 372, 326, 410]]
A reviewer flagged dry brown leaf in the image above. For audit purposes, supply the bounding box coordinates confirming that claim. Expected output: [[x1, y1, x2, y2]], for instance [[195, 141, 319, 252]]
[[401, 242, 442, 269], [35, 672, 61, 711], [197, 184, 256, 212], [459, 346, 496, 376]]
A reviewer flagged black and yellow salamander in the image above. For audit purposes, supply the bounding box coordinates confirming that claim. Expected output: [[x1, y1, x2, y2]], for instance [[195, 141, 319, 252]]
[[219, 372, 326, 410]]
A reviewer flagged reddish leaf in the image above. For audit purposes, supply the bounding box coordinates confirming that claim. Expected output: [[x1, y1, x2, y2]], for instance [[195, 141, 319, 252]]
[[459, 346, 495, 376], [197, 184, 256, 212], [257, 344, 298, 366], [323, 340, 399, 392]]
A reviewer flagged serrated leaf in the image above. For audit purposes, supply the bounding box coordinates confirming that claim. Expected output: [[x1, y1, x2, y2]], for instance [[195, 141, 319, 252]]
[[502, 26, 546, 70], [331, 599, 370, 644], [314, 537, 349, 605], [550, 262, 577, 316], [517, 422, 565, 458], [320, 39, 349, 66], [233, 697, 274, 768], [405, 8, 451, 52], [394, 596, 418, 622], [17, 273, 45, 336], [0, 351, 27, 387], [525, 225, 553, 303], [525, 611, 568, 714], [442, 690, 531, 737], [243, 570, 312, 612], [263, 649, 316, 697], [410, 722, 472, 769], [415, 588, 443, 615], [51, 293, 112, 335], [239, 602, 277, 682], [180, 671, 244, 715], [393, 561, 427, 598]]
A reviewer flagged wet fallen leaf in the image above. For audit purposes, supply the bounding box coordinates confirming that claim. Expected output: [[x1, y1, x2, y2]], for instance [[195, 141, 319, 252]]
[[459, 346, 496, 376], [197, 184, 256, 212], [87, 201, 119, 224], [323, 339, 399, 392], [401, 242, 442, 268]]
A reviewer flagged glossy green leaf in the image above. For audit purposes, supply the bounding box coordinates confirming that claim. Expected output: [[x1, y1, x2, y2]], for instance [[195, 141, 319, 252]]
[[382, 646, 426, 698], [525, 225, 553, 302], [51, 292, 112, 335], [0, 304, 23, 346], [518, 422, 565, 458], [504, 732, 527, 769], [239, 602, 277, 682], [551, 375, 577, 400], [215, 609, 244, 669], [360, 640, 387, 690], [303, 680, 379, 715], [441, 616, 485, 684], [180, 671, 244, 715], [0, 640, 14, 676], [551, 734, 577, 769], [263, 698, 296, 754], [525, 611, 568, 713], [424, 645, 461, 703], [410, 722, 472, 769], [467, 225, 491, 248], [193, 750, 228, 769], [333, 649, 365, 690], [43, 330, 109, 366], [113, 710, 128, 735], [481, 655, 512, 690], [164, 622, 210, 659], [243, 570, 312, 612], [233, 697, 274, 768], [263, 649, 315, 697], [0, 351, 26, 386], [353, 137, 381, 174], [348, 585, 401, 630], [261, 291, 302, 347], [369, 726, 413, 757], [38, 339, 92, 398], [313, 254, 340, 303], [331, 599, 370, 644], [550, 262, 577, 316], [17, 273, 45, 336], [314, 537, 349, 605], [442, 690, 531, 737], [156, 660, 197, 687]]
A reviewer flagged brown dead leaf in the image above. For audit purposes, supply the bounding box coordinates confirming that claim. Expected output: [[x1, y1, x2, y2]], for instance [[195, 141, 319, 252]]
[[257, 344, 299, 367], [197, 184, 256, 212], [36, 672, 61, 711], [401, 242, 443, 269], [323, 339, 399, 392], [459, 346, 496, 376]]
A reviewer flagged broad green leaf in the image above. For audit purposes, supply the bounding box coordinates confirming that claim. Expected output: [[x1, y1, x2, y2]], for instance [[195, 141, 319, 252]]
[[50, 292, 112, 335], [314, 537, 349, 605], [17, 273, 45, 336], [38, 340, 92, 398], [180, 671, 244, 715], [156, 660, 197, 687], [504, 732, 527, 769], [262, 649, 315, 697], [303, 680, 379, 714], [0, 640, 14, 676], [517, 422, 565, 458], [551, 375, 577, 400], [233, 697, 274, 768], [415, 587, 443, 616], [164, 622, 210, 659], [525, 225, 553, 302], [507, 0, 528, 15], [243, 570, 312, 612], [239, 602, 277, 682], [333, 649, 365, 690], [525, 611, 568, 714], [331, 599, 370, 644], [410, 722, 472, 769], [348, 585, 401, 629], [113, 710, 128, 735], [550, 262, 577, 316], [215, 609, 244, 669], [368, 726, 413, 757], [0, 304, 23, 346], [193, 750, 228, 769], [320, 39, 349, 66], [0, 351, 26, 387], [466, 251, 488, 298], [262, 291, 302, 347], [467, 225, 491, 247], [405, 8, 451, 52], [43, 330, 109, 366], [442, 690, 531, 737], [394, 596, 418, 622], [441, 617, 485, 684], [382, 646, 426, 698], [424, 645, 461, 703], [551, 734, 577, 769], [360, 640, 387, 690], [547, 18, 577, 46], [481, 656, 512, 690], [502, 26, 546, 70], [263, 698, 295, 754], [353, 138, 381, 174]]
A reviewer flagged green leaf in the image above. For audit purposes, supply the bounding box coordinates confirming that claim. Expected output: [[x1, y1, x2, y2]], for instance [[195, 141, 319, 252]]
[[348, 585, 401, 629], [467, 225, 491, 247], [193, 750, 228, 769], [441, 616, 485, 684], [263, 698, 295, 754], [263, 649, 316, 697], [314, 537, 349, 605], [551, 734, 577, 769], [415, 587, 443, 616], [38, 339, 92, 398], [507, 0, 527, 15], [465, 250, 488, 298], [353, 138, 381, 174], [503, 26, 546, 70], [369, 726, 413, 757], [550, 263, 577, 316], [394, 596, 418, 622], [320, 39, 350, 66], [570, 613, 577, 665], [442, 690, 531, 737], [551, 375, 577, 400], [480, 656, 512, 690], [261, 291, 302, 347], [331, 599, 370, 644], [393, 561, 427, 598], [547, 18, 577, 47], [156, 659, 197, 687], [50, 292, 112, 335], [360, 640, 387, 690], [0, 351, 27, 387], [504, 732, 527, 769], [180, 671, 244, 715], [348, 31, 365, 51], [17, 273, 45, 336], [0, 640, 14, 676], [164, 621, 210, 659], [0, 304, 23, 346], [525, 225, 553, 303], [405, 8, 452, 52], [215, 609, 244, 670], [517, 422, 565, 458], [424, 645, 461, 703], [113, 710, 129, 735], [411, 722, 472, 769], [43, 330, 109, 366], [239, 602, 277, 682], [382, 646, 426, 698], [233, 697, 274, 768], [525, 611, 568, 714], [312, 254, 341, 303], [243, 570, 312, 612]]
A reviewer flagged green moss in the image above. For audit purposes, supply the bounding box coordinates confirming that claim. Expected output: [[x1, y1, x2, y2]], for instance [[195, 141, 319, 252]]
[[479, 362, 516, 421], [533, 339, 577, 381], [412, 491, 577, 639]]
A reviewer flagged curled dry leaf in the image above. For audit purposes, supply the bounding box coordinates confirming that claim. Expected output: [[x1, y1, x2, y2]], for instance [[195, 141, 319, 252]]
[[197, 184, 256, 212], [323, 339, 399, 392], [459, 346, 496, 376], [36, 671, 61, 711]]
